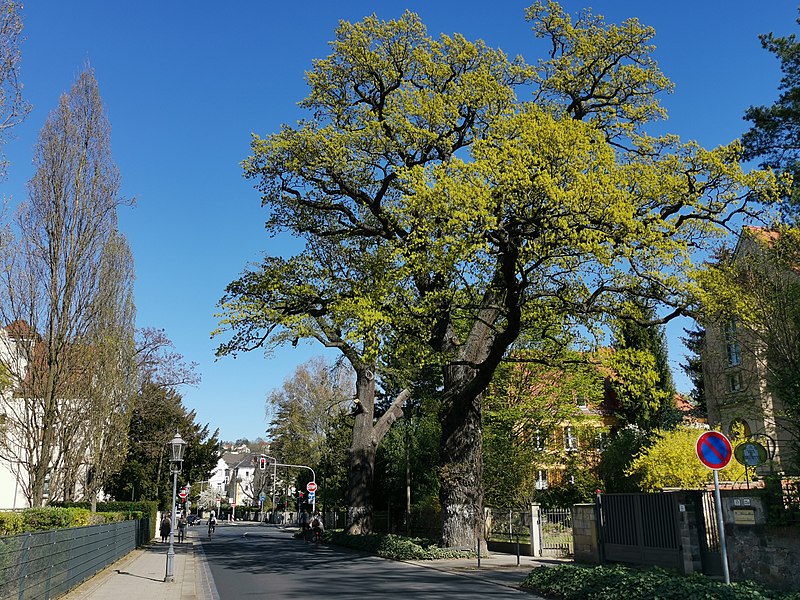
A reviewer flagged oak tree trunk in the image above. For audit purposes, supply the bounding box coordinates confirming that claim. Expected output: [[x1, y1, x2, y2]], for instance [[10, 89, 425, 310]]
[[439, 388, 485, 551], [347, 370, 376, 534]]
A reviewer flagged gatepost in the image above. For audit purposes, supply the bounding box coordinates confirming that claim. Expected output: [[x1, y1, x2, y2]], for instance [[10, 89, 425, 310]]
[[530, 504, 542, 557]]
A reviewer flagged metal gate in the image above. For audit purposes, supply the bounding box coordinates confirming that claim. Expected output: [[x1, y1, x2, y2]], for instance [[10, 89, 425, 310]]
[[598, 493, 681, 570], [698, 491, 723, 577], [540, 508, 573, 557]]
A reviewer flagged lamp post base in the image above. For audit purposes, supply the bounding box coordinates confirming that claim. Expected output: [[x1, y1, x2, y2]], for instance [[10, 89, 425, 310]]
[[164, 549, 174, 583], [165, 470, 178, 582]]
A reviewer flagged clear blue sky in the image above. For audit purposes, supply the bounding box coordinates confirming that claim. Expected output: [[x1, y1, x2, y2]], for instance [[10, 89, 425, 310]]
[[2, 2, 797, 442]]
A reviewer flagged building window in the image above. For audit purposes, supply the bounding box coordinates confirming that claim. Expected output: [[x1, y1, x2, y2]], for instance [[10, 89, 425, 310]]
[[533, 429, 544, 451], [724, 320, 741, 367], [596, 431, 608, 452], [535, 470, 548, 490], [729, 417, 751, 438], [728, 371, 743, 392], [564, 426, 578, 451]]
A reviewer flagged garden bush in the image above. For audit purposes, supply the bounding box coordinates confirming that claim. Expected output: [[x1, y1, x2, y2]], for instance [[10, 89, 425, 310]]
[[521, 564, 800, 600], [321, 530, 474, 560], [58, 500, 157, 538], [90, 511, 128, 524], [21, 507, 91, 532], [0, 512, 24, 536]]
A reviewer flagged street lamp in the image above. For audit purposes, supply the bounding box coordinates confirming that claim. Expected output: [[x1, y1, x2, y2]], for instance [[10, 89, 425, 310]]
[[165, 430, 186, 583]]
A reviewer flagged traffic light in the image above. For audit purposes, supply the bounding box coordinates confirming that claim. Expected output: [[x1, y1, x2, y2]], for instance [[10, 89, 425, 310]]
[[258, 456, 267, 471]]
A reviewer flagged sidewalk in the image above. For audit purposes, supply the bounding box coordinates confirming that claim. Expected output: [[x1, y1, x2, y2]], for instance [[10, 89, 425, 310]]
[[405, 552, 565, 594], [59, 524, 559, 599], [60, 535, 210, 600]]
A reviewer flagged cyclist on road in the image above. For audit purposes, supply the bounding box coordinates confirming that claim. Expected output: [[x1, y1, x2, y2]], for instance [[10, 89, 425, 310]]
[[207, 513, 217, 539], [298, 508, 311, 540], [310, 512, 324, 543]]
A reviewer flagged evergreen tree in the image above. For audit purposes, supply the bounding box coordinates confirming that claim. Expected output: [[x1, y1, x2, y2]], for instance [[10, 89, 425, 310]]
[[610, 302, 676, 430], [742, 15, 800, 220], [680, 326, 706, 416], [105, 382, 219, 509]]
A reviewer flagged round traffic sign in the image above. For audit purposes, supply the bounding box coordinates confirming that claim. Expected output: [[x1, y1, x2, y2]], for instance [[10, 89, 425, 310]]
[[306, 481, 318, 493], [178, 488, 188, 500], [734, 441, 768, 467], [696, 431, 733, 470]]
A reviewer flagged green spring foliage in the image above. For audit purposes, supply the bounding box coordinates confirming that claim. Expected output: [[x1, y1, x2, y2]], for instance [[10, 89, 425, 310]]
[[0, 506, 150, 536], [521, 564, 800, 600]]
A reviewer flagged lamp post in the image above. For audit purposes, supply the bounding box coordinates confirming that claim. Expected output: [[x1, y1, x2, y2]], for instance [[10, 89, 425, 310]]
[[164, 431, 186, 583]]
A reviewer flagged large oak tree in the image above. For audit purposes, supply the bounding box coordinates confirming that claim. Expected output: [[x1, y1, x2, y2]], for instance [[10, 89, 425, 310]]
[[218, 3, 780, 547]]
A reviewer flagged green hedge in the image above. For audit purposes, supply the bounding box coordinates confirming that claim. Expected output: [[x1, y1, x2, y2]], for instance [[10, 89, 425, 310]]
[[57, 501, 157, 539], [0, 504, 153, 537], [521, 564, 800, 600], [0, 512, 24, 536], [21, 507, 91, 532]]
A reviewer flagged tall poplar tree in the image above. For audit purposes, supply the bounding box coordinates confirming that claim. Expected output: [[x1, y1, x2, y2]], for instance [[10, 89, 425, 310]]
[[0, 0, 30, 178], [218, 4, 781, 547], [0, 67, 133, 506]]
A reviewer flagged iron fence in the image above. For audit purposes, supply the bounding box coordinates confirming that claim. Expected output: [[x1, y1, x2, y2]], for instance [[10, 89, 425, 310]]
[[0, 518, 149, 600], [700, 491, 720, 551], [485, 507, 530, 542], [540, 508, 573, 557]]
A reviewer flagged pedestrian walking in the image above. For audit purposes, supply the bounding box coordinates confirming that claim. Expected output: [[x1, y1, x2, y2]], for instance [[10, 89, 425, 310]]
[[159, 515, 171, 543], [177, 514, 187, 543]]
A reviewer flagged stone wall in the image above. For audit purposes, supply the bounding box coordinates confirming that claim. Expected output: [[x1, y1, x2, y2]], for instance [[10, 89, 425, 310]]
[[721, 493, 800, 591], [572, 491, 800, 590], [726, 524, 800, 590], [572, 503, 600, 564]]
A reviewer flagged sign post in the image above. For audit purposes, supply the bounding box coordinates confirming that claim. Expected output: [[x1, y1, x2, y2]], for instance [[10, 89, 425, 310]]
[[306, 481, 318, 512], [696, 431, 733, 585]]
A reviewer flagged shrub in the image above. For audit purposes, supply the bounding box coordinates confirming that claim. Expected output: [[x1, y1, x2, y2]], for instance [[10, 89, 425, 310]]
[[89, 511, 127, 525], [58, 501, 157, 539], [321, 530, 474, 560], [21, 507, 91, 532], [521, 564, 800, 600], [0, 512, 24, 536]]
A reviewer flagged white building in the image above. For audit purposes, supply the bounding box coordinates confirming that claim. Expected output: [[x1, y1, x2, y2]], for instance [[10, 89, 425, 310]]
[[211, 452, 258, 507], [1, 322, 34, 509], [0, 321, 96, 509]]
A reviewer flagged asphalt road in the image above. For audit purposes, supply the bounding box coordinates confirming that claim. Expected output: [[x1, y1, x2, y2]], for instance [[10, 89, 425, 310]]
[[199, 523, 531, 599]]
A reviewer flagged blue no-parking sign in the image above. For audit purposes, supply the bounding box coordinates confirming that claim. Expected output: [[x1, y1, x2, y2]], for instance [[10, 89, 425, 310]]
[[696, 431, 733, 470], [696, 430, 734, 584]]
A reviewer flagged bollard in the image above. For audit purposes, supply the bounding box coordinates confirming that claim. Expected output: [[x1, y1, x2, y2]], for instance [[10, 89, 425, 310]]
[[477, 537, 481, 568]]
